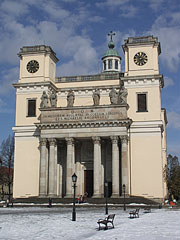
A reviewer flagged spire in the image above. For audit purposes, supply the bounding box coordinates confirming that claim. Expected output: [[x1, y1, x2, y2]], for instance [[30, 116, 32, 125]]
[[108, 31, 115, 49]]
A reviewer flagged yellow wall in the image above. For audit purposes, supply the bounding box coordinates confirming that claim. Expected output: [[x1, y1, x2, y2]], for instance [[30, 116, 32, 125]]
[[127, 86, 161, 121], [13, 137, 40, 198], [130, 134, 163, 198]]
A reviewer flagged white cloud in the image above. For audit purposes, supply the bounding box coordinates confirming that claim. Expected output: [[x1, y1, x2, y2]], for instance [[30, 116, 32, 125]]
[[0, 67, 19, 95], [148, 12, 180, 72], [0, 0, 29, 18], [164, 76, 174, 88], [148, 0, 165, 11], [41, 2, 70, 20], [167, 112, 180, 129], [96, 0, 137, 18]]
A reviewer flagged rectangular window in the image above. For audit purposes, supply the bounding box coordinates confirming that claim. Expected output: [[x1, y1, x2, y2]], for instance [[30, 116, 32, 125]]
[[103, 61, 106, 70], [115, 60, 118, 69], [27, 99, 36, 117], [108, 59, 112, 69], [137, 93, 147, 112]]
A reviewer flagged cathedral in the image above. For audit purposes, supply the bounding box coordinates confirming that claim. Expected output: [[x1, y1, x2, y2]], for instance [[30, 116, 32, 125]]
[[13, 33, 167, 203]]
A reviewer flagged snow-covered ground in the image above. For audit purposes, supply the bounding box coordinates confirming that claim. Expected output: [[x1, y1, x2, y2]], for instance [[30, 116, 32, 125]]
[[0, 207, 179, 239]]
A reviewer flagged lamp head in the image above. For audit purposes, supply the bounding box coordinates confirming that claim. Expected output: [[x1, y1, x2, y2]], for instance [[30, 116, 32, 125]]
[[72, 173, 77, 183]]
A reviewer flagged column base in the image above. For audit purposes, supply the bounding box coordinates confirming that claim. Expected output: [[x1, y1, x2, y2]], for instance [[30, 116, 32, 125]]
[[92, 194, 102, 198], [48, 194, 57, 198], [39, 194, 48, 198], [64, 194, 73, 198], [111, 194, 120, 198]]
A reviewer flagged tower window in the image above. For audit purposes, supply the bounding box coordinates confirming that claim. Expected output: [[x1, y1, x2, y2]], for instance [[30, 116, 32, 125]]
[[115, 60, 118, 69], [108, 59, 112, 69], [103, 61, 106, 70], [27, 99, 36, 117], [137, 93, 147, 112]]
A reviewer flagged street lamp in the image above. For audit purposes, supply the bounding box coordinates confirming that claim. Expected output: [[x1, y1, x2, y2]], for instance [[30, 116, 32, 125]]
[[123, 184, 126, 211], [105, 181, 108, 215], [72, 173, 77, 221]]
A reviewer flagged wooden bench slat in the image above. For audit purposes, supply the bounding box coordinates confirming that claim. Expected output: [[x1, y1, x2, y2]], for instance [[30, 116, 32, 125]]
[[129, 208, 140, 218], [97, 214, 115, 230]]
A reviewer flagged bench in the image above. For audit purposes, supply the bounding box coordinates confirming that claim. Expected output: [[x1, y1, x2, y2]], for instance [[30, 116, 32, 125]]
[[144, 207, 151, 213], [129, 208, 140, 218], [97, 214, 115, 230]]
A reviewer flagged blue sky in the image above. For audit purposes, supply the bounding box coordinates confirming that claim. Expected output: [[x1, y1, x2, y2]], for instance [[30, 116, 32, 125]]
[[0, 0, 180, 159]]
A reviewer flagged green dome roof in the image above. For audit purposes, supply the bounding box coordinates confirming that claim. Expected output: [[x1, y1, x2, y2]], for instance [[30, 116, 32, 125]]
[[103, 48, 120, 57], [103, 39, 121, 58]]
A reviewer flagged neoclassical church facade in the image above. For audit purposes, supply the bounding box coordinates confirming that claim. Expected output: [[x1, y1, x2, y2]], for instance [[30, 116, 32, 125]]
[[13, 33, 167, 202]]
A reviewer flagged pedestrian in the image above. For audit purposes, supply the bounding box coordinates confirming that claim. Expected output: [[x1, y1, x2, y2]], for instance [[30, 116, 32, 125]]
[[48, 198, 52, 208]]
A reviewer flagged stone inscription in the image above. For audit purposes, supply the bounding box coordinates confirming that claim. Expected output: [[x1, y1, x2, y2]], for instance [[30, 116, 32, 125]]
[[41, 107, 127, 123]]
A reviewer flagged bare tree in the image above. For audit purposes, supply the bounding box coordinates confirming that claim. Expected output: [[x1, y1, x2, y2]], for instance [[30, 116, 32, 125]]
[[0, 135, 14, 201], [164, 154, 180, 200]]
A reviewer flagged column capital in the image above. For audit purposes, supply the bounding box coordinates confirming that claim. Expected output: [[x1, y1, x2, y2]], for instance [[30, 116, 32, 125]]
[[120, 135, 128, 144], [48, 138, 57, 146], [110, 136, 119, 144], [65, 137, 74, 145], [40, 138, 47, 146], [92, 136, 101, 144]]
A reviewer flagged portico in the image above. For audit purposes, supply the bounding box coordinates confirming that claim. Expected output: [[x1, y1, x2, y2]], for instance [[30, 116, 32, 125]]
[[38, 104, 131, 198]]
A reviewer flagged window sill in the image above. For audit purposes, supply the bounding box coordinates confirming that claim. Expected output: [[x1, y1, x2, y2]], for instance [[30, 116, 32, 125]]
[[136, 111, 148, 113]]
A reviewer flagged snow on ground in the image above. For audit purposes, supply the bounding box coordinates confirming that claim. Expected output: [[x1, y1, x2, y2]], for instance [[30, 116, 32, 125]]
[[0, 207, 179, 240]]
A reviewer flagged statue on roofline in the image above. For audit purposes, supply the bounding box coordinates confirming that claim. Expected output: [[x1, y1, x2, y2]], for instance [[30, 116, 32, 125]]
[[118, 81, 128, 104], [50, 91, 57, 107], [67, 89, 75, 107], [93, 88, 100, 106], [40, 91, 49, 108], [109, 87, 118, 104]]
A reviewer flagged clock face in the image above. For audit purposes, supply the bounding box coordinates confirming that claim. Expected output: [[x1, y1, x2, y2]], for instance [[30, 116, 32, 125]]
[[134, 52, 148, 66], [27, 60, 39, 73]]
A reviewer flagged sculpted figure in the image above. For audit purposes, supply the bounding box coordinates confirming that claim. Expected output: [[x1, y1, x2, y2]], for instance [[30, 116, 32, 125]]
[[109, 87, 118, 104], [93, 88, 100, 106], [118, 81, 128, 104], [40, 91, 49, 108], [67, 89, 75, 107], [50, 91, 57, 107]]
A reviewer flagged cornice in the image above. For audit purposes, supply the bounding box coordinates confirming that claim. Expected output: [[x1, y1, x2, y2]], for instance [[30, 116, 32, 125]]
[[36, 119, 132, 130]]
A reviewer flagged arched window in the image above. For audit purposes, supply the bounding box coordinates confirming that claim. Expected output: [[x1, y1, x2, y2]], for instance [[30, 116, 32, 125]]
[[103, 61, 106, 70], [108, 59, 112, 69], [115, 60, 118, 69]]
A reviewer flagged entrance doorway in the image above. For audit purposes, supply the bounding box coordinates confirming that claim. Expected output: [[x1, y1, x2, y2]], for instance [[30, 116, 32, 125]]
[[84, 170, 93, 197]]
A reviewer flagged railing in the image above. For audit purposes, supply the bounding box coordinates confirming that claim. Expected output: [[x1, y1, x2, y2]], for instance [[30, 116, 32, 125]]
[[57, 72, 124, 83]]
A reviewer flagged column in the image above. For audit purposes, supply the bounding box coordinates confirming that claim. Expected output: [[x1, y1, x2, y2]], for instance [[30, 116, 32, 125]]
[[121, 136, 129, 195], [39, 138, 47, 196], [111, 136, 120, 198], [92, 137, 102, 198], [75, 142, 82, 196], [65, 137, 74, 197], [48, 138, 57, 196]]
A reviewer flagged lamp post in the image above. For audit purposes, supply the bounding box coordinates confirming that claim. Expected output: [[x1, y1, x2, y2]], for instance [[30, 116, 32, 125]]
[[123, 184, 126, 211], [105, 181, 108, 215], [72, 173, 77, 221]]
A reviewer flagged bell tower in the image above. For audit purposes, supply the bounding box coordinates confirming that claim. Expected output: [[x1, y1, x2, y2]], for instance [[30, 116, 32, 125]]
[[18, 45, 59, 83], [122, 36, 161, 77], [102, 31, 121, 73]]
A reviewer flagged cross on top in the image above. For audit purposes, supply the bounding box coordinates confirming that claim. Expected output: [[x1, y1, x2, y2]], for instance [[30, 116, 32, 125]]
[[108, 31, 115, 41]]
